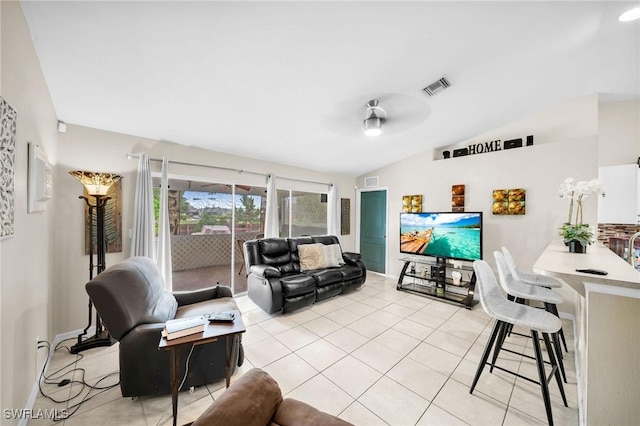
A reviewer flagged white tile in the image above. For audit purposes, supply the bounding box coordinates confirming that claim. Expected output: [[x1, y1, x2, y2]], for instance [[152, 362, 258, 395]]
[[323, 355, 382, 399], [420, 301, 460, 319], [381, 301, 419, 318], [408, 342, 462, 376], [407, 309, 448, 329], [387, 357, 448, 401], [240, 323, 270, 346], [395, 294, 432, 309], [432, 379, 507, 426], [360, 296, 392, 309], [244, 336, 291, 368], [503, 407, 547, 425], [243, 308, 276, 324], [339, 401, 388, 426], [347, 317, 390, 339], [328, 295, 355, 309], [450, 358, 517, 404], [284, 374, 354, 416], [377, 289, 408, 302], [372, 328, 420, 356], [359, 376, 429, 425], [324, 327, 369, 353], [351, 340, 404, 374], [364, 310, 403, 327], [310, 299, 339, 315], [274, 325, 320, 351], [258, 316, 298, 335], [509, 377, 578, 425], [416, 404, 470, 425], [345, 301, 377, 317], [437, 319, 485, 343], [301, 316, 343, 337], [283, 306, 321, 324], [324, 307, 362, 326], [296, 339, 347, 371], [262, 353, 318, 394], [391, 319, 435, 341], [424, 329, 474, 357]]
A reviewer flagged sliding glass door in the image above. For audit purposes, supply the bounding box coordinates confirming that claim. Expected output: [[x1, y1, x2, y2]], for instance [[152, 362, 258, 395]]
[[154, 179, 265, 294]]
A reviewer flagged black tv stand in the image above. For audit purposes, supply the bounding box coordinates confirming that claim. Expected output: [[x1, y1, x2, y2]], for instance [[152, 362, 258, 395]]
[[397, 257, 478, 309]]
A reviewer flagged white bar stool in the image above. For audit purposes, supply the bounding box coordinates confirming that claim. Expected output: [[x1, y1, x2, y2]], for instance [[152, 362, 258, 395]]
[[494, 251, 567, 383], [471, 260, 567, 426], [501, 246, 569, 352]]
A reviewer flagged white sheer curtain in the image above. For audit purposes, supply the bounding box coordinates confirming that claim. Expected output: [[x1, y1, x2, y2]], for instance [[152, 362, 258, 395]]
[[327, 183, 340, 236], [130, 153, 156, 259], [264, 174, 279, 238], [156, 158, 173, 291]]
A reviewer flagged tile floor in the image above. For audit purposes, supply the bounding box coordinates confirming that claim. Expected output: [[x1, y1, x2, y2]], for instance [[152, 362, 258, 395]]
[[31, 274, 579, 425]]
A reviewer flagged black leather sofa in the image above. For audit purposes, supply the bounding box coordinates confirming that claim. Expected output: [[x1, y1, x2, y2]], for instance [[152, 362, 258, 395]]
[[85, 256, 244, 397], [243, 235, 366, 313]]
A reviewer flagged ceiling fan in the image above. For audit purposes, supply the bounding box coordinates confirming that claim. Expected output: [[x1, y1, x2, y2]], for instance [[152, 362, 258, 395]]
[[322, 93, 432, 137]]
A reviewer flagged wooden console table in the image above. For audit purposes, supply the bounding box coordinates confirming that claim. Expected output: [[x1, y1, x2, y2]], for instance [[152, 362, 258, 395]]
[[159, 310, 246, 426], [533, 240, 640, 426]]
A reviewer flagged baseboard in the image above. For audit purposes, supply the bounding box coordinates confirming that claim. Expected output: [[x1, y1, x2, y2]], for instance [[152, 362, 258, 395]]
[[18, 326, 95, 426]]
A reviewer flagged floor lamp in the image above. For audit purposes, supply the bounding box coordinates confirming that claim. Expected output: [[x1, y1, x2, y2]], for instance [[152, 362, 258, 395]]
[[69, 170, 122, 354]]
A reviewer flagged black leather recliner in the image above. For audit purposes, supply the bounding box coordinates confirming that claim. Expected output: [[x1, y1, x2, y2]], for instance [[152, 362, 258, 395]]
[[85, 256, 243, 397], [243, 235, 366, 314]]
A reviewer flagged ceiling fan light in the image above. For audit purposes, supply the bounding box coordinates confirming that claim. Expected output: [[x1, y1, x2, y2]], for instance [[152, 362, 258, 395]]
[[364, 117, 382, 136], [619, 6, 640, 21]]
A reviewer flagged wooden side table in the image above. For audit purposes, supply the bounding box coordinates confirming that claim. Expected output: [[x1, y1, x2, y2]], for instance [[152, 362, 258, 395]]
[[158, 310, 246, 426]]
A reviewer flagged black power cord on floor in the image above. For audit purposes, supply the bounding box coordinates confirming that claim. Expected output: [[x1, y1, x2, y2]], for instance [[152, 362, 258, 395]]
[[36, 338, 121, 422]]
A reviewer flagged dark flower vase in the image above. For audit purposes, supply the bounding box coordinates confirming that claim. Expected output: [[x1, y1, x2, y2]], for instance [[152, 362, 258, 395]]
[[568, 240, 586, 253]]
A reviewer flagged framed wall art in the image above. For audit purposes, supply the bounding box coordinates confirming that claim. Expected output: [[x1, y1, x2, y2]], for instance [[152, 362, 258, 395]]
[[0, 97, 17, 240], [452, 184, 465, 212], [402, 194, 422, 213], [28, 142, 53, 213], [492, 188, 526, 215]]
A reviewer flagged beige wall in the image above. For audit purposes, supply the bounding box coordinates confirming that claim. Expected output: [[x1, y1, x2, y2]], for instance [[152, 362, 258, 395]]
[[357, 95, 602, 315], [599, 100, 640, 166], [1, 0, 59, 416], [54, 124, 357, 334]]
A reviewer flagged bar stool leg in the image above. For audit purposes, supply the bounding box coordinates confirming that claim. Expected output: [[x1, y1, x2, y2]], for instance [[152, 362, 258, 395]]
[[490, 321, 509, 373], [531, 330, 555, 426], [548, 303, 569, 352], [542, 332, 568, 407], [471, 320, 502, 394], [551, 332, 568, 383]]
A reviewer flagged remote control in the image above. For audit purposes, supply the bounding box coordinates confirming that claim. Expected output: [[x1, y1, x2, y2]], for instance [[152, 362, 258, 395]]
[[575, 268, 608, 276]]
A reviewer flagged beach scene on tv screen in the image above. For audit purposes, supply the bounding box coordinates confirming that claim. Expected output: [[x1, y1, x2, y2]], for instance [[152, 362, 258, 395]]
[[401, 213, 482, 260]]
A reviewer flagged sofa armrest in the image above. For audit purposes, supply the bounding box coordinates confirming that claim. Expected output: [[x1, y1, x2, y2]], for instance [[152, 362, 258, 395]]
[[342, 252, 361, 265], [173, 285, 232, 306], [249, 264, 282, 278], [274, 399, 354, 426], [192, 368, 282, 426]]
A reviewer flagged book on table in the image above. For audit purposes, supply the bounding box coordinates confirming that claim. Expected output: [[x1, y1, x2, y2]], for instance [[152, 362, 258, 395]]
[[162, 316, 205, 340]]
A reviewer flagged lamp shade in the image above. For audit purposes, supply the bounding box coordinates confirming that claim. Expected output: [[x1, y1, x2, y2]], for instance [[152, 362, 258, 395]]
[[69, 170, 122, 196]]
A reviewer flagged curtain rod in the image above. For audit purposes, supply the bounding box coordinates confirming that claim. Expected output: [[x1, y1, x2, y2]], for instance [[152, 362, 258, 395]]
[[126, 153, 332, 187]]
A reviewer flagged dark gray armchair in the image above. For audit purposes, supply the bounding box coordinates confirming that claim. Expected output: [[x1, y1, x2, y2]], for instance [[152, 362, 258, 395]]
[[85, 256, 243, 397]]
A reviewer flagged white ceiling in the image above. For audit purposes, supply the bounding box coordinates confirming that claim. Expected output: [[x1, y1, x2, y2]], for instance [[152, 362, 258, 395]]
[[21, 1, 640, 176]]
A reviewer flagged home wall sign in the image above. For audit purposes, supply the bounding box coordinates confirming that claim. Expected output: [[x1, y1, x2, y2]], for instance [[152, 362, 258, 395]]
[[443, 134, 534, 159]]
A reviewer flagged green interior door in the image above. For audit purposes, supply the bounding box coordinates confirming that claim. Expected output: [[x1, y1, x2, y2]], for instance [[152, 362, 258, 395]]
[[360, 190, 387, 273]]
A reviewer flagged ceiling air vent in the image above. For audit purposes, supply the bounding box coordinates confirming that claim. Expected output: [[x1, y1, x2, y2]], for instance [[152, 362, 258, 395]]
[[364, 176, 379, 188], [422, 77, 451, 97]]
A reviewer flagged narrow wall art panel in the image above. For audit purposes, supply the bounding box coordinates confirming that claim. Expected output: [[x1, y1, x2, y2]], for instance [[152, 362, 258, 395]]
[[0, 97, 17, 239]]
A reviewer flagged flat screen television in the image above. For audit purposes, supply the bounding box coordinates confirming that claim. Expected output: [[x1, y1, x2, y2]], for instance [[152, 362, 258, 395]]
[[400, 212, 483, 261]]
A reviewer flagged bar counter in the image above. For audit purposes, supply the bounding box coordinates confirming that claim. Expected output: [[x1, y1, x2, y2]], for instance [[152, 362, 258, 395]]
[[534, 239, 640, 426]]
